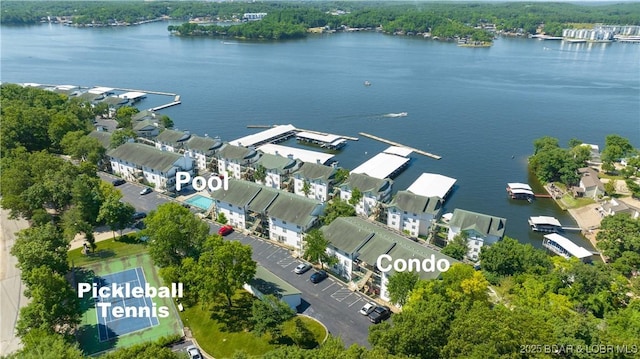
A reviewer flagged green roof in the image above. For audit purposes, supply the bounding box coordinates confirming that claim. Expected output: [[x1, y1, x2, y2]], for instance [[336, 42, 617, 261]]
[[133, 119, 158, 132], [340, 173, 391, 194], [266, 191, 323, 227], [132, 109, 163, 121], [106, 142, 181, 172], [247, 187, 279, 213], [388, 191, 442, 215], [101, 96, 128, 106], [449, 209, 506, 238], [293, 163, 336, 182], [210, 179, 262, 207], [156, 129, 189, 146], [88, 131, 112, 149], [250, 266, 301, 297], [77, 92, 102, 102], [217, 144, 257, 162], [321, 217, 458, 279], [256, 153, 298, 173], [185, 135, 222, 153]]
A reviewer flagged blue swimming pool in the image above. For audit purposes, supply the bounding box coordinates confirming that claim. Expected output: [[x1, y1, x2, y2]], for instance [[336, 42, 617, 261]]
[[185, 195, 214, 210]]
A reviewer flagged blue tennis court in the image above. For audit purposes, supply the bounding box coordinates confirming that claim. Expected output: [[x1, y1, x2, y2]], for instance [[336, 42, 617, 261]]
[[94, 267, 159, 341]]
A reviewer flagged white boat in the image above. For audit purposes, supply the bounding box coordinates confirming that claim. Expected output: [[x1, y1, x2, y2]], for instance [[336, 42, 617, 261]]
[[364, 81, 371, 86], [384, 112, 408, 118]]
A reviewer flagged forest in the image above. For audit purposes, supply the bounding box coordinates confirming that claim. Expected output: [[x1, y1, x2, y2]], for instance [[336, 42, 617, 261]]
[[3, 1, 640, 40]]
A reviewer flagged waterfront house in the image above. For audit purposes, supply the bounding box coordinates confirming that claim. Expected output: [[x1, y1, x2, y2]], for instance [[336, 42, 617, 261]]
[[132, 109, 165, 122], [107, 142, 194, 192], [253, 153, 301, 189], [578, 167, 605, 199], [133, 119, 160, 138], [292, 162, 337, 202], [321, 217, 457, 303], [386, 191, 443, 237], [154, 129, 191, 152], [339, 173, 393, 217], [184, 135, 223, 172], [216, 144, 261, 180], [210, 179, 263, 229], [599, 198, 640, 219], [447, 209, 506, 261]]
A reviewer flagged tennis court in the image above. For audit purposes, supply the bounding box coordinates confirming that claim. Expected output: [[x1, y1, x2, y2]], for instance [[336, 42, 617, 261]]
[[94, 267, 159, 341]]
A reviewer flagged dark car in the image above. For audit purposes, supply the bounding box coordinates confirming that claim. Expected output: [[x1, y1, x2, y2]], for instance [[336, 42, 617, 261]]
[[132, 212, 147, 220], [218, 224, 234, 236], [294, 263, 312, 275], [368, 306, 391, 324], [310, 270, 328, 283], [112, 179, 125, 186]]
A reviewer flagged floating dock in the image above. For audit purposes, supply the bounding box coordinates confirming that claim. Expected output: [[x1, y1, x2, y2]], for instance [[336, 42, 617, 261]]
[[351, 146, 411, 179], [358, 132, 441, 160]]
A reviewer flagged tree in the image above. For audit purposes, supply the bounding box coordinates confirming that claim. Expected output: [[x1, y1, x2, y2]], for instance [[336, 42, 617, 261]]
[[602, 160, 616, 174], [254, 164, 267, 183], [16, 267, 81, 337], [596, 213, 640, 265], [61, 131, 105, 164], [198, 236, 256, 307], [8, 328, 84, 359], [217, 211, 228, 224], [321, 197, 356, 225], [348, 187, 362, 206], [159, 115, 174, 129], [303, 229, 331, 268], [291, 317, 317, 348], [533, 136, 559, 155], [115, 106, 139, 128], [97, 195, 135, 238], [100, 342, 183, 359], [10, 224, 69, 284], [110, 128, 137, 148], [604, 181, 616, 196], [251, 294, 295, 340], [602, 134, 633, 162], [144, 202, 209, 268], [479, 236, 552, 280], [302, 180, 311, 197], [334, 168, 349, 184], [441, 232, 469, 261], [386, 271, 419, 306]]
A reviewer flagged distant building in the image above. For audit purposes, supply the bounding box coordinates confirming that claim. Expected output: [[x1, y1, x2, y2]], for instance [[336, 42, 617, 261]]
[[154, 129, 191, 152], [292, 162, 337, 202], [107, 142, 194, 191], [133, 119, 160, 138], [253, 153, 301, 189], [184, 135, 223, 172], [339, 173, 393, 217], [216, 144, 260, 179], [447, 209, 506, 261], [599, 198, 640, 219], [387, 191, 443, 237], [242, 12, 267, 21], [578, 167, 605, 199]]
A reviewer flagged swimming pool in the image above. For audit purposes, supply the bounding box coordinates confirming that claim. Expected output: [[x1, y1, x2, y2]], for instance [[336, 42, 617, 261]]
[[185, 195, 214, 210]]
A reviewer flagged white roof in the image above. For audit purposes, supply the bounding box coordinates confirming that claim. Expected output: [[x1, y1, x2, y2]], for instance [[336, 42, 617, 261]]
[[351, 153, 409, 179], [118, 91, 146, 99], [296, 131, 342, 143], [507, 182, 533, 191], [258, 143, 334, 164], [511, 189, 534, 196], [407, 173, 457, 199], [230, 124, 296, 147], [383, 146, 413, 158], [56, 85, 78, 90], [529, 216, 562, 226], [88, 86, 114, 94], [544, 233, 592, 259]]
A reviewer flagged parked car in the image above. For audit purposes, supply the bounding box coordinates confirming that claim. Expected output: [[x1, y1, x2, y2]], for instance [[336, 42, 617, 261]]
[[186, 345, 202, 359], [139, 187, 152, 195], [310, 270, 328, 283], [132, 212, 147, 220], [294, 263, 312, 274], [359, 302, 376, 316], [368, 306, 392, 324], [217, 224, 234, 236], [111, 179, 125, 186]]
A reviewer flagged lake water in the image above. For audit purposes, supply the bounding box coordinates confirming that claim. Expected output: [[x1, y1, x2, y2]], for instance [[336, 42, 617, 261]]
[[2, 21, 639, 250]]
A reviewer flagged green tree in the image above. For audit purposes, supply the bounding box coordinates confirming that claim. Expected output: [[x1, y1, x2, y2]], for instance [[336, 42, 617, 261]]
[[604, 181, 616, 196], [596, 213, 640, 265], [602, 134, 633, 162], [441, 232, 469, 261], [159, 115, 174, 129], [533, 136, 559, 155], [100, 342, 183, 359], [291, 317, 317, 348], [302, 180, 311, 197], [60, 131, 105, 163], [479, 236, 552, 280], [334, 168, 350, 184], [8, 328, 84, 359], [10, 224, 69, 284], [198, 236, 256, 307], [303, 229, 331, 268], [110, 128, 137, 148], [115, 106, 139, 129], [348, 187, 363, 206], [386, 271, 420, 306], [217, 211, 228, 224], [254, 164, 267, 182], [97, 195, 135, 238], [321, 197, 356, 225], [144, 202, 209, 268], [602, 160, 616, 174], [251, 294, 295, 340]]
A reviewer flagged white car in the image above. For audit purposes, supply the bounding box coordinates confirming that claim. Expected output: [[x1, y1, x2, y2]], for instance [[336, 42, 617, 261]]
[[359, 302, 376, 316], [294, 263, 311, 274], [186, 345, 202, 359], [140, 187, 152, 195]]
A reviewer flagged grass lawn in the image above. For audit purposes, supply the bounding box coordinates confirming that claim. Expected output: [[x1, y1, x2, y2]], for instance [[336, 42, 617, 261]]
[[180, 291, 327, 358], [559, 193, 596, 209], [68, 235, 148, 267]]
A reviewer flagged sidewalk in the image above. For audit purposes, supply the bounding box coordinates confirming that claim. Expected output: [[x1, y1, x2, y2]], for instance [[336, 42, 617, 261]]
[[69, 225, 137, 251]]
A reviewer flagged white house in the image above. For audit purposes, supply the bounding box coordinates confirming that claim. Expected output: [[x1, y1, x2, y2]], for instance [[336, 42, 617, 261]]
[[210, 179, 263, 229], [243, 266, 301, 310], [266, 191, 324, 251], [447, 209, 506, 261], [184, 135, 223, 172], [254, 153, 301, 189], [321, 217, 457, 303], [107, 142, 194, 192], [340, 173, 392, 217], [578, 167, 605, 199], [154, 129, 191, 152], [292, 162, 337, 202], [386, 191, 443, 237], [216, 144, 260, 179]]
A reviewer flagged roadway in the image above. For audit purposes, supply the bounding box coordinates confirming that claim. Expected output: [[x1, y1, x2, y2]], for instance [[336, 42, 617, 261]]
[[98, 173, 373, 347]]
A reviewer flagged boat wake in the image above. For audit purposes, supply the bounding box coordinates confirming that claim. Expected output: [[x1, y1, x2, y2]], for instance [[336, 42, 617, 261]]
[[383, 112, 408, 118]]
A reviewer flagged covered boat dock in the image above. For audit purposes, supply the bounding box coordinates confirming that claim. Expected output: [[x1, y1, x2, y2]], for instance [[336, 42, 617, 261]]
[[542, 233, 592, 262], [406, 173, 457, 199], [351, 146, 411, 179], [230, 124, 297, 147], [296, 131, 347, 150], [258, 143, 334, 165]]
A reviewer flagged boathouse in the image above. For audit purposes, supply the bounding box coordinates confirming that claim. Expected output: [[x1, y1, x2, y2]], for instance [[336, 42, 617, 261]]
[[258, 143, 334, 165], [506, 182, 534, 200], [351, 146, 412, 180], [528, 216, 562, 233], [542, 233, 592, 262], [407, 173, 457, 200], [230, 124, 296, 148], [296, 131, 347, 150]]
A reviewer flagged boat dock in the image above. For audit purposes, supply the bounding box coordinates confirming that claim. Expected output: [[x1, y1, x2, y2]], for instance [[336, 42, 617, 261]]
[[542, 233, 593, 262], [231, 124, 297, 147], [296, 128, 359, 142], [358, 132, 441, 160], [352, 146, 412, 179]]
